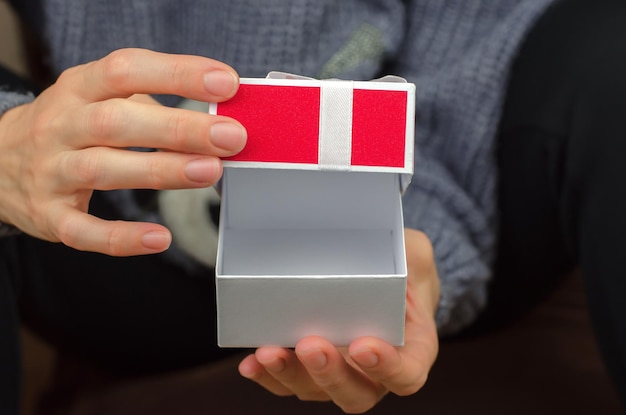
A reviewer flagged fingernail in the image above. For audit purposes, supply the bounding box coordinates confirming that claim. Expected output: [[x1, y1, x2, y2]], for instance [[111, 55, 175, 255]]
[[184, 158, 219, 183], [204, 70, 238, 97], [351, 347, 379, 368], [210, 122, 247, 152], [299, 348, 327, 370], [141, 230, 171, 250]]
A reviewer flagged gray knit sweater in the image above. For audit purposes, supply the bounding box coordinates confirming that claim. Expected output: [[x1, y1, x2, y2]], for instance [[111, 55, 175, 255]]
[[2, 0, 554, 334]]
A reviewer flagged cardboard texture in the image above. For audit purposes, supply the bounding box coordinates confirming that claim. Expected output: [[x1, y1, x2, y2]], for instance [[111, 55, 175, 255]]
[[211, 75, 415, 347]]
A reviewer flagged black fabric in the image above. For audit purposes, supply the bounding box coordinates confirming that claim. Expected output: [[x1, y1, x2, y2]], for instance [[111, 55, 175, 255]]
[[471, 0, 626, 407], [17, 191, 239, 375], [0, 64, 41, 94], [0, 238, 21, 415], [0, 192, 238, 415]]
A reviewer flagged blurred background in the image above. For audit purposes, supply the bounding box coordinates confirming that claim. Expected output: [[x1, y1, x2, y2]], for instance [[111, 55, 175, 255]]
[[0, 1, 27, 76], [0, 5, 55, 415]]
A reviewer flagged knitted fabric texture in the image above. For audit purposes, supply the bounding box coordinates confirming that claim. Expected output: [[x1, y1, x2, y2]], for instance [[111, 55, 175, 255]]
[[3, 0, 555, 334]]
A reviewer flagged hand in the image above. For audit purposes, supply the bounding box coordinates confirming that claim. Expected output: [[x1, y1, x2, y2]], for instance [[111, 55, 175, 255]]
[[0, 48, 246, 256], [238, 229, 440, 413]]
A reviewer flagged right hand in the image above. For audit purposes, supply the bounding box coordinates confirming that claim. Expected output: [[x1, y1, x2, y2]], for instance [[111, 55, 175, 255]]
[[239, 229, 440, 414], [0, 48, 246, 256]]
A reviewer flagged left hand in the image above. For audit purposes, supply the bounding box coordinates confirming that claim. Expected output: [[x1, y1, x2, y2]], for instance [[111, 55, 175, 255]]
[[0, 48, 245, 256], [238, 229, 440, 413]]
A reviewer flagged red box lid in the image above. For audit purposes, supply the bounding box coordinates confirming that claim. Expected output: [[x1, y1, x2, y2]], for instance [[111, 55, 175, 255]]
[[210, 77, 415, 175]]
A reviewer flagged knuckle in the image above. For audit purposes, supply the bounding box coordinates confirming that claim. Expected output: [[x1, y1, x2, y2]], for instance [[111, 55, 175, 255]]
[[55, 214, 80, 248], [143, 156, 164, 188], [169, 111, 193, 149], [30, 111, 53, 143], [87, 100, 124, 139], [29, 105, 62, 146], [374, 357, 429, 397], [167, 57, 187, 92], [100, 49, 135, 91], [375, 359, 406, 385], [394, 372, 428, 397], [56, 212, 127, 256], [105, 226, 127, 257], [68, 151, 103, 188], [55, 65, 82, 87], [314, 374, 348, 394]]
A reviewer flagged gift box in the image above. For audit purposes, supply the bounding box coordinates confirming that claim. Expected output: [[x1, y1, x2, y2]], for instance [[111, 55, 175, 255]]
[[210, 73, 415, 347]]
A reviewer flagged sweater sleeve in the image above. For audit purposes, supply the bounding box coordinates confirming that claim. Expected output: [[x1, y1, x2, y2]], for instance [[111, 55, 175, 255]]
[[0, 90, 34, 115], [402, 158, 492, 334], [0, 65, 36, 237], [389, 0, 553, 334], [0, 64, 36, 113]]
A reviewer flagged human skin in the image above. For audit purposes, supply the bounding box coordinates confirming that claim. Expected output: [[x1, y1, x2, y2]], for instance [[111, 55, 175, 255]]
[[0, 48, 440, 412], [239, 228, 440, 413], [0, 48, 247, 256]]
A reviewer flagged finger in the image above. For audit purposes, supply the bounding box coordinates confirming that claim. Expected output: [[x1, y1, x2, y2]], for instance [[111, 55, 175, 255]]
[[295, 336, 385, 414], [62, 48, 239, 103], [238, 353, 296, 397], [49, 205, 171, 256], [348, 231, 440, 398], [67, 99, 246, 155], [58, 147, 223, 190], [253, 347, 329, 401], [348, 335, 435, 397], [404, 229, 440, 313]]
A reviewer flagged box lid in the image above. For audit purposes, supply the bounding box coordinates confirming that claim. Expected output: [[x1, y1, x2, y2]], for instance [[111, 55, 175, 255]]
[[209, 73, 415, 188]]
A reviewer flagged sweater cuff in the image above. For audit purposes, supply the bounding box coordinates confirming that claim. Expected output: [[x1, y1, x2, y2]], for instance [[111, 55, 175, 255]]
[[0, 91, 33, 237], [0, 90, 35, 116]]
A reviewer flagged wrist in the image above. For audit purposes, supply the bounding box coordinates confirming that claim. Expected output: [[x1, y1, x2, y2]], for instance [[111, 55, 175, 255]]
[[0, 100, 32, 238]]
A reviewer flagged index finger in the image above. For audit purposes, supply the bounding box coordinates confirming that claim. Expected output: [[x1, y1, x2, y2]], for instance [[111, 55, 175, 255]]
[[64, 48, 239, 103]]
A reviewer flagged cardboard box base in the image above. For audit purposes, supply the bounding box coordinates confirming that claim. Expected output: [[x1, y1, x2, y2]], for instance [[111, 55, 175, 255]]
[[216, 168, 408, 347], [217, 276, 406, 347]]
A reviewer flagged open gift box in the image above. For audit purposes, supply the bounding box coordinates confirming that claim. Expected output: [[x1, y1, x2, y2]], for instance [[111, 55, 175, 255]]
[[210, 74, 415, 347]]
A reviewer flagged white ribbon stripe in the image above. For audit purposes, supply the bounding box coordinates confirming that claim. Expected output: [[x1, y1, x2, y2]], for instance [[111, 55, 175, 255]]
[[318, 81, 354, 170]]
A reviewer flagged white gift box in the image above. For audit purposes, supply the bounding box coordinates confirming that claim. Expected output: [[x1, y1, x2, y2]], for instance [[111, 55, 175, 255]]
[[210, 74, 415, 347]]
